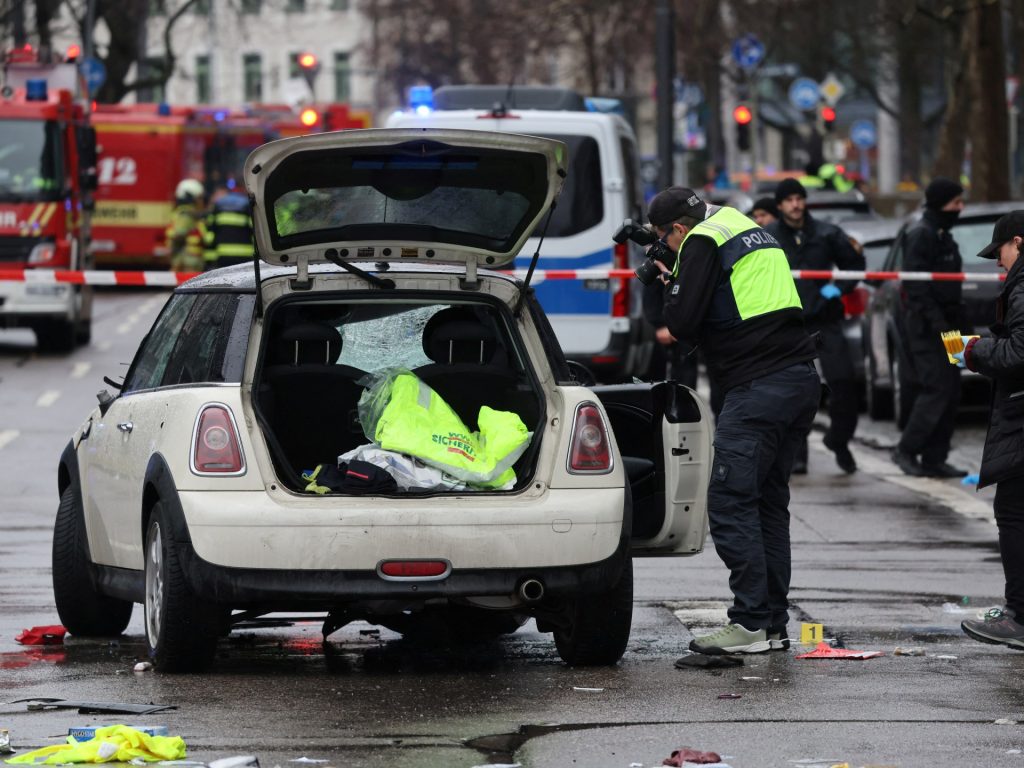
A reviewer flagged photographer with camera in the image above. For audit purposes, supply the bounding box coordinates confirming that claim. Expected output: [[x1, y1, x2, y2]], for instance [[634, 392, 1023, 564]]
[[644, 186, 818, 657]]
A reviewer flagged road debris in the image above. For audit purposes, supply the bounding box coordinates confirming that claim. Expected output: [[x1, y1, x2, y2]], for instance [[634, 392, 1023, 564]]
[[994, 718, 1018, 725], [68, 727, 168, 741], [674, 653, 743, 669], [662, 747, 723, 765], [133, 662, 153, 672], [8, 699, 176, 715], [572, 687, 604, 693], [208, 757, 260, 768], [14, 626, 66, 646], [892, 647, 925, 656], [794, 642, 883, 660], [287, 759, 329, 764], [0, 729, 13, 755], [4, 725, 185, 764], [717, 693, 742, 700]]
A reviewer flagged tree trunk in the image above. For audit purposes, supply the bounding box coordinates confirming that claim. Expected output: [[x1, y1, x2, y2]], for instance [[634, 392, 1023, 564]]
[[967, 0, 1010, 201], [897, 21, 922, 183], [932, 13, 975, 181]]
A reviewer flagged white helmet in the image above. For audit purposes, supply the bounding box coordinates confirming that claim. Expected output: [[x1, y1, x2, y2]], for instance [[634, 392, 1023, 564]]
[[175, 178, 204, 203]]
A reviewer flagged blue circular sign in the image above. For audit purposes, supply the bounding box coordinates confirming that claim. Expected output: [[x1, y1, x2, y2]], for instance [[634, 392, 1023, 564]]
[[851, 119, 877, 149], [731, 34, 765, 70], [79, 57, 106, 95], [788, 77, 821, 111]]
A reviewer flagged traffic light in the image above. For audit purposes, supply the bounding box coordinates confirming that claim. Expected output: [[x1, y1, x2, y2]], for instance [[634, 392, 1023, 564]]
[[821, 106, 836, 132], [733, 104, 752, 152], [297, 52, 320, 92], [299, 108, 320, 129]]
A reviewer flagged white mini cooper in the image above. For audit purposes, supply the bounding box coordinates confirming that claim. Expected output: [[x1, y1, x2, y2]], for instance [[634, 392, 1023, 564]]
[[53, 129, 713, 671]]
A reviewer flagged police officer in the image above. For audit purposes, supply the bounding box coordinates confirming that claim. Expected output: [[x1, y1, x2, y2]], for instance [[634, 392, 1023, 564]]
[[958, 211, 1024, 649], [653, 187, 819, 655], [769, 178, 865, 474], [203, 183, 255, 269], [891, 178, 968, 478], [167, 179, 207, 273]]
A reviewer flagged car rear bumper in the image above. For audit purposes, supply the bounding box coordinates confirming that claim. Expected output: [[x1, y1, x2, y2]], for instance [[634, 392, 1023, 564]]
[[178, 487, 626, 571], [0, 281, 77, 323]]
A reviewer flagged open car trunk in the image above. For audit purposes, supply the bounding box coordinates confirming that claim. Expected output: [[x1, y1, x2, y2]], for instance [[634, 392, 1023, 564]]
[[251, 294, 545, 494]]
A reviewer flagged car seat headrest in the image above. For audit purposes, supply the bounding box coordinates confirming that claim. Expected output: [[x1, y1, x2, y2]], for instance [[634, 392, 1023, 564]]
[[422, 307, 497, 365], [277, 323, 342, 365]]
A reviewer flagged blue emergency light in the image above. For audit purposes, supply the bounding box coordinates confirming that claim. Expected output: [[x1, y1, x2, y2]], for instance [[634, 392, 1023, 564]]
[[25, 79, 48, 101], [409, 85, 434, 115], [157, 102, 171, 116]]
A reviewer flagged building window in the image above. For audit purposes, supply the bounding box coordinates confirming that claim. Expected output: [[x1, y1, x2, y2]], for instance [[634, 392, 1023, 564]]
[[241, 0, 261, 13], [195, 55, 210, 103], [243, 54, 263, 102], [193, 0, 210, 13], [288, 52, 301, 79], [286, 0, 305, 11], [330, 0, 349, 9], [137, 57, 166, 103], [333, 52, 351, 102]]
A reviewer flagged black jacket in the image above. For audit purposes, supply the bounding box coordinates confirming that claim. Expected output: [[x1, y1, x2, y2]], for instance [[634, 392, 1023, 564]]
[[901, 208, 967, 333], [767, 213, 864, 328], [662, 218, 816, 393], [966, 258, 1024, 487]]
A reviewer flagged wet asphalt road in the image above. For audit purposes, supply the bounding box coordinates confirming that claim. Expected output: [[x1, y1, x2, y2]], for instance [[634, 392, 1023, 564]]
[[1, 290, 1022, 768]]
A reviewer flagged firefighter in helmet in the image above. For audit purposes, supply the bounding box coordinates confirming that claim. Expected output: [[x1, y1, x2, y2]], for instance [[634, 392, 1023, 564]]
[[167, 179, 207, 273]]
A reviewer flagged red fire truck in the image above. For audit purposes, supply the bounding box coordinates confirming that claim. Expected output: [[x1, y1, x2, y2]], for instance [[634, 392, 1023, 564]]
[[90, 104, 269, 268], [0, 45, 96, 351]]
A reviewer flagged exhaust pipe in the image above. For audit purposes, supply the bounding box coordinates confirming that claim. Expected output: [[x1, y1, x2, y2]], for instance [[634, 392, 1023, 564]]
[[517, 578, 545, 603]]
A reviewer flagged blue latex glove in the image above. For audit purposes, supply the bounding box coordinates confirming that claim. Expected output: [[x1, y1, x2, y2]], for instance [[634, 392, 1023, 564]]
[[820, 284, 842, 300], [962, 473, 980, 486], [952, 351, 966, 368]]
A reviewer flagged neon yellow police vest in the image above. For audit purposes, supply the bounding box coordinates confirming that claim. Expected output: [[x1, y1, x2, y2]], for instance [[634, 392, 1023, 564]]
[[677, 206, 802, 320]]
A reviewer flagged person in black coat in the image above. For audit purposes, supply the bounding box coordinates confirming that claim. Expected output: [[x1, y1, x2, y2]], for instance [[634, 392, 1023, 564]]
[[959, 211, 1024, 649], [768, 179, 865, 474], [891, 178, 969, 478]]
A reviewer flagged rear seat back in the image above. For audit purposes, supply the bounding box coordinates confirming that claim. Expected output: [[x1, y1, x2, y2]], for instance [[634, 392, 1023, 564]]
[[263, 322, 367, 471]]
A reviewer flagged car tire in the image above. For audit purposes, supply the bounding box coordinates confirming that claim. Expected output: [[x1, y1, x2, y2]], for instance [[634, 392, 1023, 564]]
[[144, 502, 220, 672], [35, 320, 76, 353], [864, 350, 892, 420], [75, 319, 91, 347], [553, 556, 633, 666], [52, 486, 134, 636]]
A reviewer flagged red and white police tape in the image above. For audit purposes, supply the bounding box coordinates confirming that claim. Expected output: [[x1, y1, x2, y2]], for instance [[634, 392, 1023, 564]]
[[0, 268, 1007, 285]]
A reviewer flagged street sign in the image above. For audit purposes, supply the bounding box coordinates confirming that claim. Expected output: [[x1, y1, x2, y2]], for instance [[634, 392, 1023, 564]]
[[788, 77, 820, 111], [731, 34, 765, 71], [79, 57, 105, 95], [850, 119, 877, 149], [819, 73, 845, 107]]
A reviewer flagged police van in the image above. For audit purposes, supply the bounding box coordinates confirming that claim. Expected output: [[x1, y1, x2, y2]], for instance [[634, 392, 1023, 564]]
[[386, 85, 651, 382]]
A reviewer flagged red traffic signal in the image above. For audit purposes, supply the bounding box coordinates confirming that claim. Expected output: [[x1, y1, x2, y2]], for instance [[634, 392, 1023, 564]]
[[299, 108, 320, 128], [298, 53, 318, 69], [821, 106, 836, 131], [733, 105, 753, 125]]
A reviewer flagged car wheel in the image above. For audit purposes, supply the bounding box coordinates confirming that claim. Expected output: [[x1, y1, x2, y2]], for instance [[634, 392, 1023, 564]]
[[52, 486, 133, 636], [553, 556, 633, 666], [35, 320, 76, 353], [75, 319, 91, 347], [864, 350, 892, 420], [891, 354, 915, 431], [144, 502, 220, 672]]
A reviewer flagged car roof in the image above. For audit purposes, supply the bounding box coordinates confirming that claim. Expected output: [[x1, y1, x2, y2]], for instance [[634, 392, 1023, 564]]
[[176, 261, 523, 293], [899, 200, 1022, 229], [840, 218, 903, 244]]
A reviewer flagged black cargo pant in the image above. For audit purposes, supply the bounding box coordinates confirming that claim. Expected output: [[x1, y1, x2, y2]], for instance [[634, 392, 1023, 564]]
[[994, 475, 1024, 617], [898, 334, 961, 465], [708, 362, 821, 630], [796, 323, 857, 464]]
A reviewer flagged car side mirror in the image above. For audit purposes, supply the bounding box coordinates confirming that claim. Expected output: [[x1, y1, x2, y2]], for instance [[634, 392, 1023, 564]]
[[96, 389, 115, 416]]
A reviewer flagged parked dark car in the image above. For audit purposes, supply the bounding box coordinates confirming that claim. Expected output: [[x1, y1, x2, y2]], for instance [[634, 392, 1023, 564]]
[[839, 219, 903, 389], [862, 202, 1014, 424]]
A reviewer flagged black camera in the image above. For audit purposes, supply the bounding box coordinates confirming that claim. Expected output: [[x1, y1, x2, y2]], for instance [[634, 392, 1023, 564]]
[[613, 218, 675, 285]]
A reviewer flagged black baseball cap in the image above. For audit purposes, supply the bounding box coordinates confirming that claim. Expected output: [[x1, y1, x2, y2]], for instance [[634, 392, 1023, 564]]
[[977, 211, 1024, 259], [648, 186, 707, 227]]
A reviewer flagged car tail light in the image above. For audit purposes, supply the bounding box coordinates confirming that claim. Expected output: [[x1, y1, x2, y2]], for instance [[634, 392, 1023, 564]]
[[841, 286, 869, 318], [568, 403, 612, 473], [612, 241, 630, 318], [191, 404, 245, 475], [378, 560, 451, 579]]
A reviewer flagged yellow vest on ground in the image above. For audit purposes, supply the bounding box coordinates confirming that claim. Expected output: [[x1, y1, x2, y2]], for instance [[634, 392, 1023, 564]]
[[5, 725, 186, 764]]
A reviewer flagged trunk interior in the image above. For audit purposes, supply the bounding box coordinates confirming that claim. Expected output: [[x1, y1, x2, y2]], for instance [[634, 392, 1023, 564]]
[[252, 295, 544, 493]]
